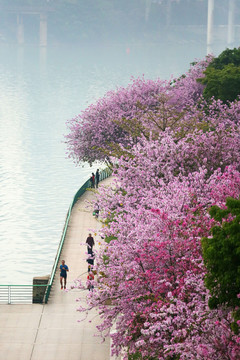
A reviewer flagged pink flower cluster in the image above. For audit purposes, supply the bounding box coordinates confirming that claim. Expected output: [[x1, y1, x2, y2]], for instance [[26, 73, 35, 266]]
[[69, 56, 240, 359], [65, 56, 212, 165]]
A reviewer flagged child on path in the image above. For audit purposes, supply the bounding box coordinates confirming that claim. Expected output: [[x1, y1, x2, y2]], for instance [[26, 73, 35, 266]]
[[87, 270, 94, 291]]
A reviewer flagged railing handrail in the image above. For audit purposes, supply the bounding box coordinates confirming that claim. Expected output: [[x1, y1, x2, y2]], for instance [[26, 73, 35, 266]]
[[0, 284, 49, 287], [0, 168, 112, 304], [45, 167, 112, 302]]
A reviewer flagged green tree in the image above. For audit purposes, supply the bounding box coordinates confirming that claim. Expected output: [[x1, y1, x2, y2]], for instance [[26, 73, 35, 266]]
[[198, 47, 240, 103], [201, 197, 240, 310]]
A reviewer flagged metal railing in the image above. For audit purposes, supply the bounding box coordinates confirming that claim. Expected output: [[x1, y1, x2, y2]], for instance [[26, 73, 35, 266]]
[[0, 168, 112, 305], [45, 167, 111, 303], [0, 284, 47, 304]]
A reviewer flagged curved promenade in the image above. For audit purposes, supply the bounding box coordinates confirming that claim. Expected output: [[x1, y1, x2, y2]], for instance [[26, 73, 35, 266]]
[[0, 177, 112, 360]]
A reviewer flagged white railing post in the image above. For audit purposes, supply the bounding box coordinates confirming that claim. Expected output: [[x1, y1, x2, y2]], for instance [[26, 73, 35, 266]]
[[8, 286, 11, 304]]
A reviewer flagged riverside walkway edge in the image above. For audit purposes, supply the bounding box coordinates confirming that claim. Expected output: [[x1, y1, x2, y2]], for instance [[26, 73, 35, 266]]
[[0, 177, 113, 360]]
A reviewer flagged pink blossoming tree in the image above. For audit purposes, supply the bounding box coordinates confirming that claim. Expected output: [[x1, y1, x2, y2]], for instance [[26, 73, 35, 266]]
[[65, 57, 212, 165], [66, 55, 240, 359]]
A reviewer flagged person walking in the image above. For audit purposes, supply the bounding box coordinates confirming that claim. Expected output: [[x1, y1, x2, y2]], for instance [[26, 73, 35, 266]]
[[86, 233, 95, 254], [87, 251, 95, 267], [93, 202, 99, 218], [60, 259, 69, 289], [91, 172, 95, 188], [89, 173, 95, 188], [95, 169, 100, 188], [87, 270, 94, 291], [90, 175, 94, 188]]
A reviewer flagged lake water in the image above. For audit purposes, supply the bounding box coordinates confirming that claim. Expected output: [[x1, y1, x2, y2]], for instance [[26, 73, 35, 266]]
[[0, 40, 226, 284]]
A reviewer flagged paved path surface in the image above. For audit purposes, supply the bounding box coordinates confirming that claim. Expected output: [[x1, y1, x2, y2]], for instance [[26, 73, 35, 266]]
[[0, 177, 112, 360]]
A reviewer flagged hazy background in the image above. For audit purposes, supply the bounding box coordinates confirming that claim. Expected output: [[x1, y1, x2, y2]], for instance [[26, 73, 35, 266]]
[[0, 0, 239, 46], [0, 0, 239, 284]]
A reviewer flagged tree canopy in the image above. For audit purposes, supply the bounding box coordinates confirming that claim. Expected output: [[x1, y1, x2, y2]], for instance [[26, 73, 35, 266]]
[[202, 197, 240, 309], [198, 47, 240, 103], [65, 57, 209, 165]]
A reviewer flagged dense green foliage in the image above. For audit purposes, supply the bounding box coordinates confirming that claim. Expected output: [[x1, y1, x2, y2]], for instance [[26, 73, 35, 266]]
[[199, 48, 240, 103], [209, 47, 240, 69], [202, 197, 240, 309]]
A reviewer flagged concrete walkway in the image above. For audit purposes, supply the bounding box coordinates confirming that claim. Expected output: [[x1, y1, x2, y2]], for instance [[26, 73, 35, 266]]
[[0, 177, 112, 360]]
